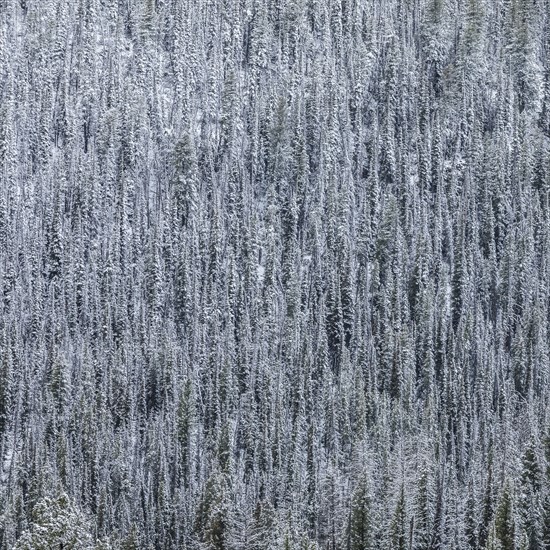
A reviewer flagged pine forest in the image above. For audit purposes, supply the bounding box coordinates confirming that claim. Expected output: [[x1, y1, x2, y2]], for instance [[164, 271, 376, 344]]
[[1, 0, 550, 548]]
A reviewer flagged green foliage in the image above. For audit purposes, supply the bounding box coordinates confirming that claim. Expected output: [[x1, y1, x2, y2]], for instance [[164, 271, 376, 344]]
[[195, 473, 230, 550], [249, 500, 275, 550], [494, 485, 516, 550], [485, 523, 503, 550], [120, 525, 141, 550], [348, 477, 373, 550], [177, 379, 193, 483], [520, 444, 543, 550], [14, 493, 95, 550], [2, 0, 550, 548], [173, 134, 198, 227]]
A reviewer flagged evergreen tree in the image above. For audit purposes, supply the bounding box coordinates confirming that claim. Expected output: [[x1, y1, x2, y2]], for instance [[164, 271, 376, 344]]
[[14, 493, 95, 550], [494, 485, 516, 550], [390, 486, 407, 550], [348, 475, 373, 550]]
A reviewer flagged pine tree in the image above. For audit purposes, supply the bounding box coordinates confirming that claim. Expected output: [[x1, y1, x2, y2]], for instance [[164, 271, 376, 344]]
[[413, 468, 433, 550], [542, 493, 550, 549], [520, 444, 543, 550], [465, 481, 478, 549], [390, 486, 407, 550], [177, 379, 193, 486], [494, 485, 516, 550], [195, 473, 231, 550], [249, 500, 275, 550], [14, 493, 95, 550], [480, 450, 497, 548], [348, 475, 373, 550]]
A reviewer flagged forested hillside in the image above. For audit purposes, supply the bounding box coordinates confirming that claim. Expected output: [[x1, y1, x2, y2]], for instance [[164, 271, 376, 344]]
[[1, 0, 550, 548]]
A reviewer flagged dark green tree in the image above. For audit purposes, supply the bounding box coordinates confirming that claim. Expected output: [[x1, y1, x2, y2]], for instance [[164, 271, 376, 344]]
[[494, 485, 516, 550], [348, 476, 373, 550]]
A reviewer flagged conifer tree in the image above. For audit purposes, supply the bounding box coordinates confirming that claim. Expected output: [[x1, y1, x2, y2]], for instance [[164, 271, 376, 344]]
[[348, 475, 373, 550], [494, 485, 516, 550]]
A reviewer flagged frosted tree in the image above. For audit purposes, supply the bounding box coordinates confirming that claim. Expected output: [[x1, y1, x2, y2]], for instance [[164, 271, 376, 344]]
[[14, 493, 95, 550]]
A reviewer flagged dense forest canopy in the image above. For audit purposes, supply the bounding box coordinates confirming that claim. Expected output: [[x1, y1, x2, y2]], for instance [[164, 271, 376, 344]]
[[0, 0, 550, 548]]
